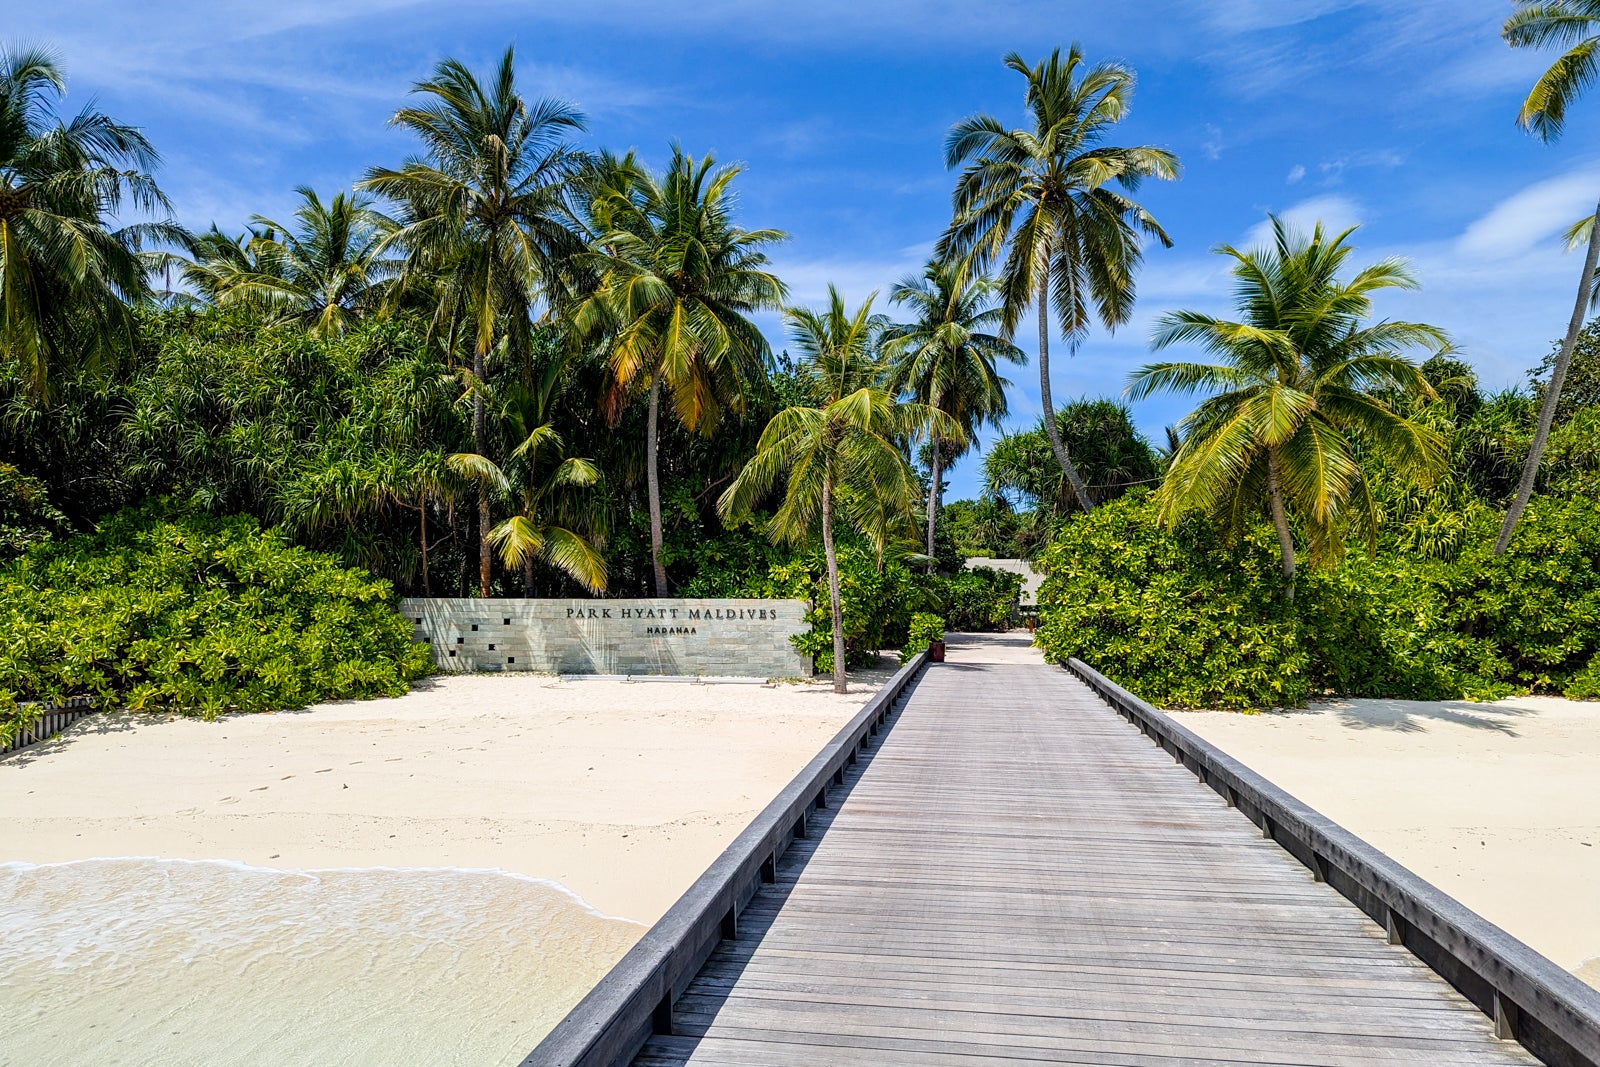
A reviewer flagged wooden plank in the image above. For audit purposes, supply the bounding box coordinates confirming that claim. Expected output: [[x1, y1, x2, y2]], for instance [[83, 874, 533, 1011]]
[[633, 662, 1540, 1065]]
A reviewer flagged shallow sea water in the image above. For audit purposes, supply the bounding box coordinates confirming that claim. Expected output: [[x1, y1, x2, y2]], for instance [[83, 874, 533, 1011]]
[[0, 858, 642, 1067]]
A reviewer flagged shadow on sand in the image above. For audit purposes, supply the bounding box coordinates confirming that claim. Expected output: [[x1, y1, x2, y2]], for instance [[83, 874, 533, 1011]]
[[1279, 697, 1546, 737]]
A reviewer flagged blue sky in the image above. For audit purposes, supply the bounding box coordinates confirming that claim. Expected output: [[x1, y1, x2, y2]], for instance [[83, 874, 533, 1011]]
[[19, 1, 1600, 498]]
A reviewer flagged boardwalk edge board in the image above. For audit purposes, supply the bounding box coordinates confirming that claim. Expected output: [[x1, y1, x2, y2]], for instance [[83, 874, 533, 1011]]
[[524, 651, 930, 1067], [1066, 657, 1600, 1067]]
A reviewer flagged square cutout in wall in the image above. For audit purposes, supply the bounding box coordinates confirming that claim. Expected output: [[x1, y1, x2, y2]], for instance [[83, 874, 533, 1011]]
[[507, 657, 515, 664], [488, 644, 496, 651], [471, 624, 478, 631], [448, 650, 457, 658], [503, 618, 511, 625], [456, 637, 464, 645]]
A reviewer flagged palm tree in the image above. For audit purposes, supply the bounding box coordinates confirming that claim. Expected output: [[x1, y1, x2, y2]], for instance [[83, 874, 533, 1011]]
[[447, 372, 606, 595], [179, 225, 265, 305], [0, 45, 180, 400], [361, 45, 588, 596], [1127, 219, 1448, 595], [883, 259, 1023, 563], [188, 187, 397, 337], [719, 288, 955, 693], [939, 46, 1179, 513], [577, 147, 786, 596], [1497, 2, 1600, 553]]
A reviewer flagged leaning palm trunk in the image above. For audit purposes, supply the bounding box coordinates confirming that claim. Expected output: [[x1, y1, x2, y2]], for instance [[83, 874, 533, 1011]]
[[1036, 276, 1095, 513], [926, 439, 942, 568], [1495, 196, 1600, 555], [473, 340, 492, 597], [1266, 446, 1297, 599], [646, 369, 670, 596], [821, 467, 847, 694]]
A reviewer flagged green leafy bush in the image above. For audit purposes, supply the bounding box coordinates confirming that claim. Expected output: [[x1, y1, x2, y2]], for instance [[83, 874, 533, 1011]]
[[940, 566, 1023, 632], [683, 529, 933, 672], [0, 463, 69, 559], [0, 505, 433, 744], [900, 612, 945, 663], [1034, 492, 1306, 708], [1034, 492, 1600, 707]]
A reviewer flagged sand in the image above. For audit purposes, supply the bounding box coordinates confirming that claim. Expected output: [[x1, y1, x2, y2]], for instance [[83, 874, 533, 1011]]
[[1172, 696, 1600, 989], [0, 669, 894, 1066], [0, 670, 892, 922]]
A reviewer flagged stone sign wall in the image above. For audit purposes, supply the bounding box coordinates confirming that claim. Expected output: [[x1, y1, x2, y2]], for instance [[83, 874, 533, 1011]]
[[399, 598, 813, 679]]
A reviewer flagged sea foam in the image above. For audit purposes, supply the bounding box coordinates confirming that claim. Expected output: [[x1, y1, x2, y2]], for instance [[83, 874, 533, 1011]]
[[0, 857, 642, 1066]]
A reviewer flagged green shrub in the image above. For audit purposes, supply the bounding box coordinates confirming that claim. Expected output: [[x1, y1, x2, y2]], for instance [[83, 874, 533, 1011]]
[[1034, 492, 1600, 707], [1034, 492, 1306, 708], [0, 505, 433, 745], [939, 566, 1023, 632], [684, 529, 933, 673], [0, 463, 69, 559], [900, 612, 945, 663]]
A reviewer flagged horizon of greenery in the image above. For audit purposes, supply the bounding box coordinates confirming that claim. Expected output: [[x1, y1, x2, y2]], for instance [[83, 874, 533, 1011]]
[[4, 24, 1600, 712]]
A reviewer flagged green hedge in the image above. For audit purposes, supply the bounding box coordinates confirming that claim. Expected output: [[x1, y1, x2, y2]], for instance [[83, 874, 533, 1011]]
[[0, 506, 433, 744], [942, 566, 1023, 632], [1033, 492, 1600, 708], [900, 612, 945, 664]]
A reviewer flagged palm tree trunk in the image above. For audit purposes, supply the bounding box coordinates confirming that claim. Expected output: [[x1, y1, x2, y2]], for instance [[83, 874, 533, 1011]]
[[926, 438, 942, 570], [474, 340, 492, 597], [1495, 196, 1600, 555], [821, 465, 847, 694], [1267, 446, 1296, 599], [1036, 274, 1095, 513], [523, 556, 535, 597], [646, 368, 670, 596], [419, 499, 430, 597]]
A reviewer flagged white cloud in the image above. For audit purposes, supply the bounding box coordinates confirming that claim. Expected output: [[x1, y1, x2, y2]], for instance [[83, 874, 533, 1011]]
[[1242, 194, 1365, 248], [768, 243, 932, 309], [1287, 164, 1306, 184], [1200, 0, 1357, 33], [1456, 168, 1600, 260]]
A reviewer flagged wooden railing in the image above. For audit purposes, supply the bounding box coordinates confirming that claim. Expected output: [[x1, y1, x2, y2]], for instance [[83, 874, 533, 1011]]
[[1, 697, 96, 757], [1066, 657, 1600, 1067], [523, 651, 930, 1067]]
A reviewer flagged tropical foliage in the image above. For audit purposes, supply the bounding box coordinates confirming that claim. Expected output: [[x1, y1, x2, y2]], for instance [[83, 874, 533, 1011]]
[[182, 188, 396, 336], [361, 46, 588, 595], [0, 45, 180, 401], [983, 399, 1160, 529], [578, 147, 786, 595], [1033, 491, 1600, 708], [4, 36, 1598, 716], [940, 45, 1178, 512], [1498, 1, 1600, 552], [720, 288, 952, 691], [883, 260, 1022, 561], [0, 506, 432, 746], [1128, 219, 1448, 588], [900, 612, 946, 664]]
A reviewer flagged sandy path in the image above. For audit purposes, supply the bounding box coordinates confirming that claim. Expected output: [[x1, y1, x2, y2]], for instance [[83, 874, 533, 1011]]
[[0, 670, 892, 923], [1172, 696, 1600, 989]]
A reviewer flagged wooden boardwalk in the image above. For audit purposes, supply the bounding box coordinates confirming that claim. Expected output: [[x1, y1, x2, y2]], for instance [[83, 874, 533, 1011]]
[[632, 658, 1537, 1066]]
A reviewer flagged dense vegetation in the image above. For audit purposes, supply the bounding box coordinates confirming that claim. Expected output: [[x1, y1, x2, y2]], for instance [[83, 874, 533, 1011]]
[[1034, 349, 1600, 706], [0, 508, 431, 745], [4, 10, 1600, 721]]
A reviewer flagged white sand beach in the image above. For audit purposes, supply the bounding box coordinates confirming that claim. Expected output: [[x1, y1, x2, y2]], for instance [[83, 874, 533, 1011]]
[[1172, 696, 1600, 991], [0, 671, 889, 920], [0, 669, 890, 1065]]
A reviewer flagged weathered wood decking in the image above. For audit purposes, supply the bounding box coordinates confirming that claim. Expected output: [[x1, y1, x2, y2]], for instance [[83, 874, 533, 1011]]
[[632, 659, 1538, 1066]]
